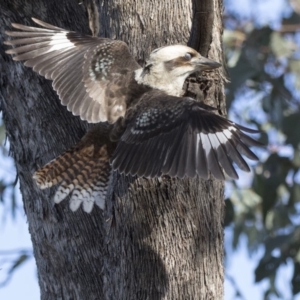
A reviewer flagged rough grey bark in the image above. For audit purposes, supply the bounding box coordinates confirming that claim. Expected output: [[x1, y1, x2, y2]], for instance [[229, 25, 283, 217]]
[[0, 0, 225, 299]]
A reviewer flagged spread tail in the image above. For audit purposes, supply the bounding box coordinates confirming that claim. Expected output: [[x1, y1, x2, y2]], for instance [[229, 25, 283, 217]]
[[33, 126, 116, 213]]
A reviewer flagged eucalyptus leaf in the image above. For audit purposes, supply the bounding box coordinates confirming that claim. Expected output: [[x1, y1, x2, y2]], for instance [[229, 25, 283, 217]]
[[0, 124, 5, 145], [255, 255, 282, 282], [289, 60, 300, 90], [282, 112, 300, 147], [270, 32, 296, 59], [292, 262, 300, 295]]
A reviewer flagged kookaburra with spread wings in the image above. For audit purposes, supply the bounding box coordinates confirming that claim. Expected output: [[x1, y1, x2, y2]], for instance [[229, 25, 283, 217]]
[[5, 18, 261, 213]]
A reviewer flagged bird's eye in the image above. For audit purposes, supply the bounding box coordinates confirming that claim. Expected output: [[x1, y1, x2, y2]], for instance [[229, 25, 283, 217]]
[[184, 53, 192, 60]]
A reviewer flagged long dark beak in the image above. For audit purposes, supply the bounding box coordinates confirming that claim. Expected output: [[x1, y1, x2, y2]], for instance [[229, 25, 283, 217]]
[[193, 57, 222, 70]]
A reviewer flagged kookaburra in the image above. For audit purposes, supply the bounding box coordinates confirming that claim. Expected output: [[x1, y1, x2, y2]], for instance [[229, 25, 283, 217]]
[[5, 19, 261, 213]]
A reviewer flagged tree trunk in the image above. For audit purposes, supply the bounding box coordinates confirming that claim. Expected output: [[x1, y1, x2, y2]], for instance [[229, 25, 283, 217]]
[[0, 0, 225, 299]]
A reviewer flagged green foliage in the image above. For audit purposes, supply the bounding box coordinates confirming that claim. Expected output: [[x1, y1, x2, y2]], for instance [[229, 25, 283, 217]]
[[0, 118, 23, 287], [0, 121, 18, 219], [224, 0, 300, 297], [0, 124, 5, 147]]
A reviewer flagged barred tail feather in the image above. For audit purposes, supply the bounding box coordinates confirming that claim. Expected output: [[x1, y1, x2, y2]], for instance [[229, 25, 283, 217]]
[[33, 126, 116, 213], [33, 145, 94, 189]]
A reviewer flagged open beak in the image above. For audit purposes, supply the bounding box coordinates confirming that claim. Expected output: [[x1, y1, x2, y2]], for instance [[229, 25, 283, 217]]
[[193, 57, 222, 70]]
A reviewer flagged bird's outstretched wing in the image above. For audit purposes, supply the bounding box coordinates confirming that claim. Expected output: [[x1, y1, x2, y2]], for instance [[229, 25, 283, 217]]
[[111, 91, 261, 180], [5, 18, 140, 123]]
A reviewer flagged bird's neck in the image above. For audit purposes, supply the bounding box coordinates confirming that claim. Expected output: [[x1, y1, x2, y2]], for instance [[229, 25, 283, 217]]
[[134, 68, 185, 97]]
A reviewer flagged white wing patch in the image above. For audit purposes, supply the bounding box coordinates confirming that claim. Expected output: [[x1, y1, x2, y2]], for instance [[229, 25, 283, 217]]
[[48, 33, 75, 49]]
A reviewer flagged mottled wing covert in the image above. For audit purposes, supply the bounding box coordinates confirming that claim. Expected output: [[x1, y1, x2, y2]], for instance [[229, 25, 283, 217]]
[[5, 18, 140, 123], [111, 91, 261, 180]]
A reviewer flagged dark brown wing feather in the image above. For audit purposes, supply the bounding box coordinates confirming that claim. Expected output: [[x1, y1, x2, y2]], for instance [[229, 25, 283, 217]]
[[5, 18, 140, 123], [111, 91, 262, 180]]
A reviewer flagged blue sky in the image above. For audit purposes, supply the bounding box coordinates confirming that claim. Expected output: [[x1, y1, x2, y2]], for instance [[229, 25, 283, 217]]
[[0, 146, 39, 299], [225, 0, 292, 28]]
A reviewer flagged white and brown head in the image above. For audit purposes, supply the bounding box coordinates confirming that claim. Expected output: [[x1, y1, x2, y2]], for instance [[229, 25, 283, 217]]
[[135, 45, 221, 96]]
